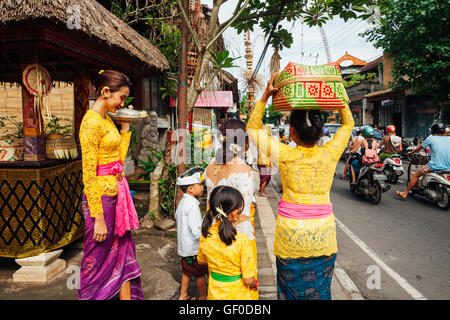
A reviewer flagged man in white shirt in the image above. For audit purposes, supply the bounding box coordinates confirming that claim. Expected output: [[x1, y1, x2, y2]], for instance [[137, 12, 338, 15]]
[[175, 168, 208, 300]]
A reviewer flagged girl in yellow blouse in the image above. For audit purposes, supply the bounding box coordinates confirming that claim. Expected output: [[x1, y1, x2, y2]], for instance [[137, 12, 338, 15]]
[[77, 70, 142, 300], [247, 73, 354, 300], [197, 186, 257, 300]]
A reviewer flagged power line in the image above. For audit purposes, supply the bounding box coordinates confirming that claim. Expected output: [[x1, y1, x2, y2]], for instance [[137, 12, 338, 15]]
[[303, 20, 365, 55], [243, 0, 290, 95], [326, 24, 368, 49]]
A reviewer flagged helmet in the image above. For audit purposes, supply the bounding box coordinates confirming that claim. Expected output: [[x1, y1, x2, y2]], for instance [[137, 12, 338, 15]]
[[386, 125, 396, 133], [279, 128, 285, 135], [430, 122, 446, 135], [361, 125, 375, 138], [322, 126, 330, 136]]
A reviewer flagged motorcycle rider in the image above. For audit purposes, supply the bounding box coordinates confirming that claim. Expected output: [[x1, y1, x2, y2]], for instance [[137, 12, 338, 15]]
[[347, 126, 378, 186], [378, 125, 402, 162], [396, 122, 450, 200], [340, 128, 363, 180]]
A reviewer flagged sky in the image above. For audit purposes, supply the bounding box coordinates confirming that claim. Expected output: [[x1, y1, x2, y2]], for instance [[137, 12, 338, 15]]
[[202, 0, 383, 96]]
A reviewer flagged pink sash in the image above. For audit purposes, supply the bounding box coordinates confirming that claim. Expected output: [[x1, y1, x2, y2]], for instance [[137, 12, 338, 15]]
[[97, 160, 139, 237], [278, 199, 332, 220]]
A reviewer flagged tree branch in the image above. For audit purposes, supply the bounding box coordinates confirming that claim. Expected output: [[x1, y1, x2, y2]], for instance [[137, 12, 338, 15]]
[[127, 14, 181, 25], [225, 6, 306, 26], [205, 0, 251, 52], [177, 0, 202, 53]]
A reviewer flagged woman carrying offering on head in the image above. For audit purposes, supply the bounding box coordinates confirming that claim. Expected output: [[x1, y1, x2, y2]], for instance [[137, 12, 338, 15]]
[[247, 73, 354, 300]]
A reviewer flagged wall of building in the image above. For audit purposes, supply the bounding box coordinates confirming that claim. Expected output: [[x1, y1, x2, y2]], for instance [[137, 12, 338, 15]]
[[0, 82, 74, 135]]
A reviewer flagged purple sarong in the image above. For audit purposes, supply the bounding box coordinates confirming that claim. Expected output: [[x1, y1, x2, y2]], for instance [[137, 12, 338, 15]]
[[77, 194, 144, 300], [258, 164, 272, 187]]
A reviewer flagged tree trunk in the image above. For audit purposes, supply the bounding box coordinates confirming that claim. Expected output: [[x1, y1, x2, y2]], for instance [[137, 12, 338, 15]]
[[140, 159, 164, 229]]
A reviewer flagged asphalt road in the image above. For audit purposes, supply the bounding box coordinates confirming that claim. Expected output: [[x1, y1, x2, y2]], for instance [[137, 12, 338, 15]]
[[271, 160, 450, 300]]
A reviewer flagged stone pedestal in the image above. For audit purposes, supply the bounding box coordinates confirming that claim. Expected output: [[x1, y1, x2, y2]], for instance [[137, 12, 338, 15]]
[[13, 249, 66, 283]]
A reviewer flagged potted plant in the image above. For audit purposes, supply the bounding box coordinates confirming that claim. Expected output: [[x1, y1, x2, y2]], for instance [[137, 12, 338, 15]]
[[44, 115, 73, 140], [44, 115, 78, 160], [128, 147, 164, 191], [0, 116, 24, 161]]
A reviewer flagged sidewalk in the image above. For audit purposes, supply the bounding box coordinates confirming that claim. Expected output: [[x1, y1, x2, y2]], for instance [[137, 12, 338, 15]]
[[0, 183, 363, 300], [260, 179, 364, 300]]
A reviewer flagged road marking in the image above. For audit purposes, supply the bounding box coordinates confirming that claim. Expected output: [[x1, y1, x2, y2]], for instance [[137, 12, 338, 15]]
[[334, 216, 427, 300]]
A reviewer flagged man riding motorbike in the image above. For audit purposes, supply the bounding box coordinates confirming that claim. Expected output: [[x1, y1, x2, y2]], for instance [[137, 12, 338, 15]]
[[396, 122, 450, 200], [379, 125, 402, 162], [340, 128, 363, 180]]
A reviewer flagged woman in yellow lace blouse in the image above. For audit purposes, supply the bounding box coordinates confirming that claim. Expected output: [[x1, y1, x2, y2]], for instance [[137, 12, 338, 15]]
[[247, 73, 353, 300], [78, 70, 142, 301]]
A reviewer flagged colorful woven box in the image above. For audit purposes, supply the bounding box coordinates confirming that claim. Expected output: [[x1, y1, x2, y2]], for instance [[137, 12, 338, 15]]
[[272, 62, 350, 111]]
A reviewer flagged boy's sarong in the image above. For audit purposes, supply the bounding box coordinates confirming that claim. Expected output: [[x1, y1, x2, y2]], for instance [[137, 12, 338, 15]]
[[276, 254, 336, 300], [77, 194, 144, 300], [181, 256, 208, 278]]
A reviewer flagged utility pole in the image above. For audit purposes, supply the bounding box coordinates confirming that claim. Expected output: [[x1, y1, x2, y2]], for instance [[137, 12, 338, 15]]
[[177, 0, 189, 203]]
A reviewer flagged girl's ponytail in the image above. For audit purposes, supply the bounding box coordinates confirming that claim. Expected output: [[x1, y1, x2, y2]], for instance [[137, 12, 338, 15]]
[[201, 207, 214, 238], [218, 217, 237, 246], [205, 186, 244, 246]]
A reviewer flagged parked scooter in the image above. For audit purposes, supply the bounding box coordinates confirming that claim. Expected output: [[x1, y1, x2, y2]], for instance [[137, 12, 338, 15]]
[[349, 155, 391, 204], [407, 152, 450, 210], [382, 154, 404, 184]]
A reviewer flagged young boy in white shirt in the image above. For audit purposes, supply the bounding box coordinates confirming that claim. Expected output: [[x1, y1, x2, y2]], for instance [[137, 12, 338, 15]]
[[175, 167, 208, 300]]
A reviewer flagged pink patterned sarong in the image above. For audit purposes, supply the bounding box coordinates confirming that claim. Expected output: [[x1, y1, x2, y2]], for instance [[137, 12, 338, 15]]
[[97, 160, 139, 237], [278, 199, 332, 220]]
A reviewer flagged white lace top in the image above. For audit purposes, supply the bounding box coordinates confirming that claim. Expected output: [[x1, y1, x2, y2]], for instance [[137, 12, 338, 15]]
[[204, 158, 257, 240]]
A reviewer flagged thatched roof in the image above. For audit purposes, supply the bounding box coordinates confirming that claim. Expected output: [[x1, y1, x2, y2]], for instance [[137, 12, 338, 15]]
[[0, 0, 169, 72]]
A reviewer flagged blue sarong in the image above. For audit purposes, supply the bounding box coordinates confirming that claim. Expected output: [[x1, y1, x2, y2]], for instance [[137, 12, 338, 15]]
[[276, 254, 336, 300]]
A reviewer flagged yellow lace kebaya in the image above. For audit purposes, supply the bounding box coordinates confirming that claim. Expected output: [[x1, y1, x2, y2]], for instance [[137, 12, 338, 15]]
[[79, 110, 131, 218], [197, 222, 257, 300], [247, 100, 353, 259]]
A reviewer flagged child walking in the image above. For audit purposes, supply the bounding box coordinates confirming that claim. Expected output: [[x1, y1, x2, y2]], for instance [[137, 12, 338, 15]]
[[197, 186, 257, 300], [175, 167, 208, 300]]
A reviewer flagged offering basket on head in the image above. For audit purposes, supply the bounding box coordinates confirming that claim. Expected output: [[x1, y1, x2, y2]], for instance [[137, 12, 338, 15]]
[[271, 62, 350, 112]]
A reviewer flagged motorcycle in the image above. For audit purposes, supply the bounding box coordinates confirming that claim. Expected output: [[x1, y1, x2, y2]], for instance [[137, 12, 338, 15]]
[[406, 136, 425, 161], [407, 152, 450, 210], [348, 155, 391, 204], [399, 138, 411, 160], [381, 154, 404, 184]]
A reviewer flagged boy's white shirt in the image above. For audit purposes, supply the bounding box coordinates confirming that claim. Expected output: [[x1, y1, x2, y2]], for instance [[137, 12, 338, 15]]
[[175, 193, 203, 257]]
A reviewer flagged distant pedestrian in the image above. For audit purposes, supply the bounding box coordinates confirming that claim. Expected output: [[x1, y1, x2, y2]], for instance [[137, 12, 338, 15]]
[[257, 129, 272, 197], [318, 126, 332, 146], [175, 167, 208, 300], [198, 186, 257, 300], [78, 70, 143, 300], [247, 73, 354, 300]]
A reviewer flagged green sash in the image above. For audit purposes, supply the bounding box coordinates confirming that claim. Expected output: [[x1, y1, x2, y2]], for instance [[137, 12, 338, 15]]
[[210, 271, 242, 282]]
